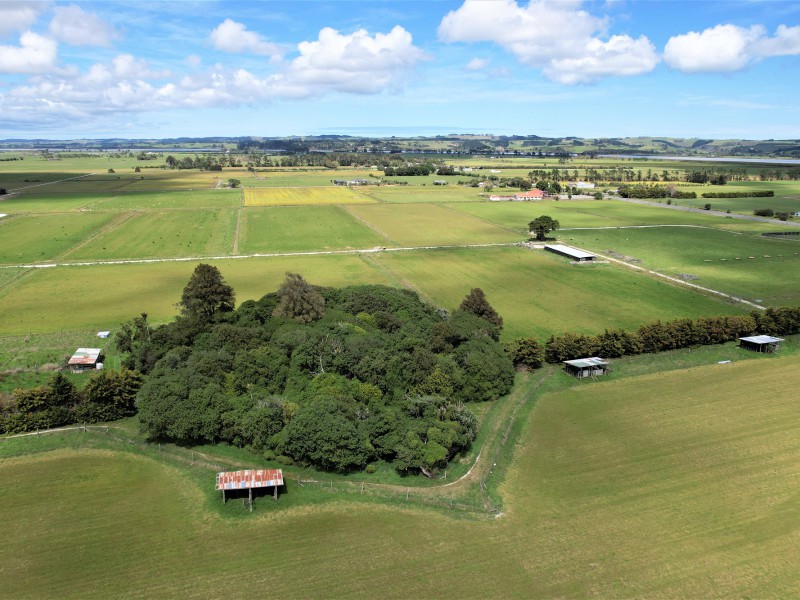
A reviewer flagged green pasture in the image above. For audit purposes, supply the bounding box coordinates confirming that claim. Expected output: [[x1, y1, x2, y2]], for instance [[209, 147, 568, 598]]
[[0, 255, 393, 335], [0, 212, 117, 265], [673, 180, 800, 214], [243, 168, 378, 187], [0, 330, 120, 393], [356, 185, 485, 203], [238, 206, 389, 254], [370, 246, 747, 339], [64, 209, 236, 261], [0, 192, 105, 213], [3, 355, 800, 597], [563, 226, 800, 305], [88, 189, 242, 210], [449, 198, 759, 232], [243, 186, 368, 206], [346, 203, 520, 246]]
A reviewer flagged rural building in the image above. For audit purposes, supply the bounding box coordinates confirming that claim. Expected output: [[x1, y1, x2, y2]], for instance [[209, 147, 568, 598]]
[[739, 335, 785, 353], [68, 348, 103, 372], [513, 190, 545, 200], [568, 181, 596, 189], [216, 469, 284, 508], [564, 357, 610, 378], [332, 179, 369, 186], [544, 244, 596, 262], [97, 331, 110, 338], [433, 180, 448, 185]]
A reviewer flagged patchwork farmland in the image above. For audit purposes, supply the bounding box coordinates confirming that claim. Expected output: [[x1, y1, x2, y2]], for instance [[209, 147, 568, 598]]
[[1, 151, 800, 597]]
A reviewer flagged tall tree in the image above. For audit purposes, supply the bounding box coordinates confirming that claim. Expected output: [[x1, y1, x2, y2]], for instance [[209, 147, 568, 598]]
[[179, 263, 235, 320], [458, 287, 503, 330], [528, 215, 560, 241], [272, 272, 326, 323]]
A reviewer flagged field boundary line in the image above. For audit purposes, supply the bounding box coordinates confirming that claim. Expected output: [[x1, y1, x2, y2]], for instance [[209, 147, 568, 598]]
[[544, 242, 766, 310], [0, 242, 523, 270], [614, 197, 800, 228], [338, 205, 398, 245], [438, 203, 524, 235], [57, 210, 141, 260], [232, 207, 242, 255], [8, 173, 97, 193]]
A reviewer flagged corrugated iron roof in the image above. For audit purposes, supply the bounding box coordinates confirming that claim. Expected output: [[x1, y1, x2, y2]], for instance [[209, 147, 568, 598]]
[[740, 335, 785, 344], [68, 348, 102, 365], [564, 357, 609, 368], [215, 469, 284, 491]]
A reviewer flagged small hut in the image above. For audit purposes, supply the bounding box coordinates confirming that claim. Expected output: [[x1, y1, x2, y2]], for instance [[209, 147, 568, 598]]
[[739, 335, 784, 353], [68, 348, 103, 373], [216, 469, 284, 510], [564, 357, 610, 378]]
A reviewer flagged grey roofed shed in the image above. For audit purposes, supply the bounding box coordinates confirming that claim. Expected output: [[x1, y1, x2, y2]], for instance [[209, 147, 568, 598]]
[[563, 356, 610, 378], [739, 335, 785, 353], [544, 244, 595, 262]]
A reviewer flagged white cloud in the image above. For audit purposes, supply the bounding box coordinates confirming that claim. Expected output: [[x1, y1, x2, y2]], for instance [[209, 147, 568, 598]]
[[285, 26, 428, 94], [0, 1, 47, 36], [438, 0, 657, 83], [0, 25, 427, 127], [664, 24, 800, 73], [49, 5, 118, 47], [210, 18, 280, 57], [0, 31, 57, 73], [545, 35, 658, 84], [466, 57, 490, 70]]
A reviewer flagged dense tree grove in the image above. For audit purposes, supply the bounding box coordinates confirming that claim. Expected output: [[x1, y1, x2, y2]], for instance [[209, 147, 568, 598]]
[[124, 274, 513, 476], [1, 370, 142, 433]]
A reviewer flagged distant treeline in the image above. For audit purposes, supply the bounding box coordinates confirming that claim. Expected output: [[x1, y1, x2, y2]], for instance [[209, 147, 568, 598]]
[[617, 184, 697, 199], [701, 190, 774, 198]]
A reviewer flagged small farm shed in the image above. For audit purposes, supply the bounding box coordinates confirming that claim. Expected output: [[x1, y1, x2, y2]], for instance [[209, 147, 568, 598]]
[[216, 469, 284, 508], [564, 357, 610, 378], [544, 244, 595, 262], [739, 335, 785, 353], [68, 348, 103, 373], [97, 331, 110, 339]]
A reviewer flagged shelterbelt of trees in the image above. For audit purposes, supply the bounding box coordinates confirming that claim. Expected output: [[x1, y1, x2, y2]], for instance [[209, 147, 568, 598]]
[[117, 267, 514, 476]]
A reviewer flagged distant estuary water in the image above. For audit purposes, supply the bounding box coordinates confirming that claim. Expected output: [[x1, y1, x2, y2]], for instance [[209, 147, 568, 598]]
[[599, 154, 800, 166]]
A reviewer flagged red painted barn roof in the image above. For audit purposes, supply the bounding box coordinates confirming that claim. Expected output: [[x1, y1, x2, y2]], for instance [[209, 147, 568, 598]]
[[215, 469, 284, 490]]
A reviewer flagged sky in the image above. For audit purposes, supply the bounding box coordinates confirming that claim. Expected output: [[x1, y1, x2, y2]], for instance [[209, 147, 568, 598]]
[[0, 0, 799, 140]]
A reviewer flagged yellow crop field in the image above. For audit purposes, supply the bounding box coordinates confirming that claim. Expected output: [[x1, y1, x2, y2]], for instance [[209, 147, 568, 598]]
[[243, 186, 374, 206]]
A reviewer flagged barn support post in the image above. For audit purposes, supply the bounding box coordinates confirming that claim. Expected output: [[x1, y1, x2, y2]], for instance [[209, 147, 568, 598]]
[[273, 485, 277, 501], [249, 487, 253, 512], [222, 489, 226, 503]]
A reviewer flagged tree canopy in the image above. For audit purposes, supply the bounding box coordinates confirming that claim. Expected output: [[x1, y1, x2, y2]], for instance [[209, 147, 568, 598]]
[[179, 263, 235, 320], [272, 272, 326, 323], [528, 215, 560, 241]]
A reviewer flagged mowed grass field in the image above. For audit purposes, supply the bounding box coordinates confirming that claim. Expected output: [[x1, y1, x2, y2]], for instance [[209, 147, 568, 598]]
[[3, 356, 800, 597], [0, 255, 394, 334], [346, 203, 521, 246], [243, 186, 371, 206], [238, 206, 390, 253], [369, 246, 747, 339], [0, 212, 117, 264], [357, 184, 485, 203], [64, 209, 237, 261], [563, 226, 800, 305]]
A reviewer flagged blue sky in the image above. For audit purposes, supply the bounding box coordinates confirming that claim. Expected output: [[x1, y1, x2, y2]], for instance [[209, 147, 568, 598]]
[[0, 0, 798, 139]]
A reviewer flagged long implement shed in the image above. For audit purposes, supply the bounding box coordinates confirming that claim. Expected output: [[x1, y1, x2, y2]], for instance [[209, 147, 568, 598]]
[[564, 357, 610, 378], [544, 244, 595, 262], [216, 469, 284, 509], [739, 335, 785, 353]]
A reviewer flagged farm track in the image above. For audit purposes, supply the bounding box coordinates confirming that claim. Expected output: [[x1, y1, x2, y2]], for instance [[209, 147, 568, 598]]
[[57, 211, 141, 260], [232, 207, 242, 255], [7, 173, 96, 193], [339, 204, 397, 244]]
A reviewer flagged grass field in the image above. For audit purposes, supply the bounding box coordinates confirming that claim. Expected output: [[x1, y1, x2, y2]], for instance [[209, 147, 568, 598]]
[[0, 255, 394, 334], [242, 168, 378, 187], [64, 209, 237, 261], [369, 246, 747, 339], [3, 355, 800, 597], [238, 206, 389, 253], [346, 203, 521, 246], [357, 184, 485, 203], [0, 212, 117, 264], [674, 180, 800, 214], [563, 226, 800, 305], [243, 186, 371, 206]]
